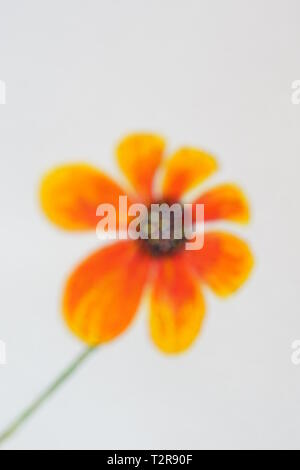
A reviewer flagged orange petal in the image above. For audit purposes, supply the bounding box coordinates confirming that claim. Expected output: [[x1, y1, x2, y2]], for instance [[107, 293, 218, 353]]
[[162, 147, 217, 200], [150, 256, 205, 354], [40, 164, 130, 230], [194, 184, 250, 224], [63, 241, 151, 345], [116, 133, 165, 201], [185, 232, 254, 297]]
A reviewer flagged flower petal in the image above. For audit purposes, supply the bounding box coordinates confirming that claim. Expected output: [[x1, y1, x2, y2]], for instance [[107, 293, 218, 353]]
[[162, 147, 218, 200], [185, 232, 254, 297], [116, 133, 165, 201], [40, 164, 129, 230], [63, 241, 151, 344], [194, 184, 250, 224], [150, 256, 205, 354]]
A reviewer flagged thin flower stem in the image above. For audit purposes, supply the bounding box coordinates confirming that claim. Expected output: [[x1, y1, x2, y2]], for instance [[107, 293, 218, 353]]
[[0, 346, 96, 446]]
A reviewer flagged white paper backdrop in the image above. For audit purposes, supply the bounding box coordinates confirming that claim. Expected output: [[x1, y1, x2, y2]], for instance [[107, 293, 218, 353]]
[[0, 0, 300, 450]]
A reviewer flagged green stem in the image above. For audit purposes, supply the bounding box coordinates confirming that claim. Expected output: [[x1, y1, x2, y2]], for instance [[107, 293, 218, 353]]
[[0, 346, 96, 446]]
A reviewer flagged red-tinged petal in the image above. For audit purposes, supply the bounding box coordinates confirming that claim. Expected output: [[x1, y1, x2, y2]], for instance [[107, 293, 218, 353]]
[[63, 241, 151, 344], [194, 184, 250, 224], [185, 232, 254, 297], [40, 164, 130, 230], [162, 147, 218, 200], [150, 256, 205, 354], [116, 133, 166, 201]]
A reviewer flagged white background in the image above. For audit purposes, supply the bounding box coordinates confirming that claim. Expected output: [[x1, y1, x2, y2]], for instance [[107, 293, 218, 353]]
[[0, 0, 300, 450]]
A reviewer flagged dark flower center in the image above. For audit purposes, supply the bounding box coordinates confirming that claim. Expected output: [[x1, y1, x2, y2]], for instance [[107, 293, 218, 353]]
[[139, 201, 187, 257]]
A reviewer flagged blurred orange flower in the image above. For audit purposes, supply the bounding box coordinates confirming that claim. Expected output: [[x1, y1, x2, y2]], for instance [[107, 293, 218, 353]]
[[40, 133, 253, 354]]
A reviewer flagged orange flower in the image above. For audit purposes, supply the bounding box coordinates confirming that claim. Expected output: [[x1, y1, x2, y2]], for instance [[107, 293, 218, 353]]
[[40, 133, 254, 354]]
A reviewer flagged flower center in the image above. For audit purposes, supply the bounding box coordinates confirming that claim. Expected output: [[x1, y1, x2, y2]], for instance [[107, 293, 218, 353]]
[[139, 201, 186, 257]]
